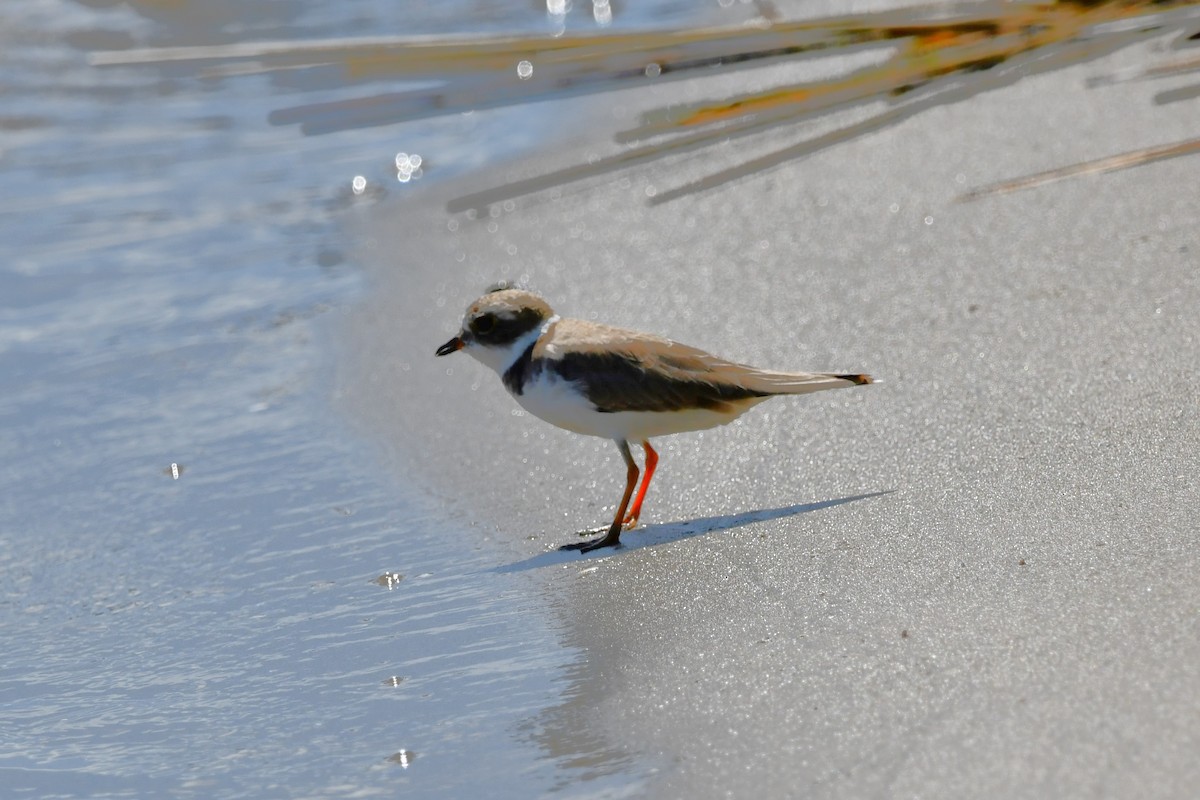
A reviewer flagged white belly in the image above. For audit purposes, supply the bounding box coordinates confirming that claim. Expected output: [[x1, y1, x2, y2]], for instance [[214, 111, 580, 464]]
[[513, 371, 766, 441]]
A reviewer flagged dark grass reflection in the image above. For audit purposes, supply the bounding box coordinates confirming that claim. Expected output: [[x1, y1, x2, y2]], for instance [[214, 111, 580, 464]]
[[93, 1, 1200, 206]]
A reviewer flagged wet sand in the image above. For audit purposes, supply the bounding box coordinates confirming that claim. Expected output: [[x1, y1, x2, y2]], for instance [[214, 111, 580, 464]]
[[2, 1, 660, 795], [344, 24, 1200, 798]]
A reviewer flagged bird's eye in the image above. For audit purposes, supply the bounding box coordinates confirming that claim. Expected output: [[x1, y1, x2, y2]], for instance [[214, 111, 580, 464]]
[[472, 313, 496, 334]]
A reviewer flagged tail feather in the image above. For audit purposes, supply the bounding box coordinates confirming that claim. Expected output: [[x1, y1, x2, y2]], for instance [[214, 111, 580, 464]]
[[740, 369, 874, 396]]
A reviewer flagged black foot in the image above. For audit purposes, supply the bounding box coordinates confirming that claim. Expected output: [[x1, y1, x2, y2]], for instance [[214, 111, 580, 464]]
[[560, 527, 622, 553]]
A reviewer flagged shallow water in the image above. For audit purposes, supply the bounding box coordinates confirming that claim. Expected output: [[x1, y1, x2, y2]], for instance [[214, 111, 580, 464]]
[[0, 0, 706, 795]]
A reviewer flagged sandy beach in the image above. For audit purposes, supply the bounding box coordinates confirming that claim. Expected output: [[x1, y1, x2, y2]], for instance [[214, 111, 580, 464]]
[[343, 15, 1200, 796]]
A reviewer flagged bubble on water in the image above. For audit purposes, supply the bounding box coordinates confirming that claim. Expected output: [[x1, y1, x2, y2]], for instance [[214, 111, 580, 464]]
[[517, 60, 533, 80], [644, 62, 662, 78], [351, 175, 367, 195]]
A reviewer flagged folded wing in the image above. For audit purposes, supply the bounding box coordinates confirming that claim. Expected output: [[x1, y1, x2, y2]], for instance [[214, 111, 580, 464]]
[[541, 322, 870, 414]]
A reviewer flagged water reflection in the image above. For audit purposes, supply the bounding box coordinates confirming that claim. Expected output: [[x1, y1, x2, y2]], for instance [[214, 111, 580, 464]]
[[594, 0, 613, 28], [89, 1, 1200, 207], [521, 658, 644, 793], [3, 0, 658, 796], [374, 571, 405, 589], [395, 152, 424, 183]]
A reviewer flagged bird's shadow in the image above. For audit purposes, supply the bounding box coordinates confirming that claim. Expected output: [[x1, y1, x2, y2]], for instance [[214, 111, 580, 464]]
[[491, 490, 893, 574]]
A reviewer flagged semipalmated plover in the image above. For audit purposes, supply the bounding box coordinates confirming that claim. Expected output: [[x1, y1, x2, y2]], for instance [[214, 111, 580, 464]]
[[436, 285, 872, 553]]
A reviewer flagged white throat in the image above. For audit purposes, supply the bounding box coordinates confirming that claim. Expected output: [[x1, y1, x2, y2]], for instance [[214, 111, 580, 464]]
[[467, 314, 559, 376]]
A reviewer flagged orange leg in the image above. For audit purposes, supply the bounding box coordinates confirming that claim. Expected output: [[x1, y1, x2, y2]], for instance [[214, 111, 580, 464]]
[[622, 440, 658, 529], [561, 440, 638, 553]]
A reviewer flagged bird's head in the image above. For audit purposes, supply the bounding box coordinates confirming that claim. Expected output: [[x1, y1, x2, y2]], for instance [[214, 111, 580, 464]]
[[435, 286, 556, 374]]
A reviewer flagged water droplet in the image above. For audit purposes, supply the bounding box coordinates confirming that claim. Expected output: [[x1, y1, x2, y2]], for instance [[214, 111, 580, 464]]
[[351, 175, 367, 195], [394, 152, 424, 183], [593, 0, 612, 25], [517, 60, 533, 80]]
